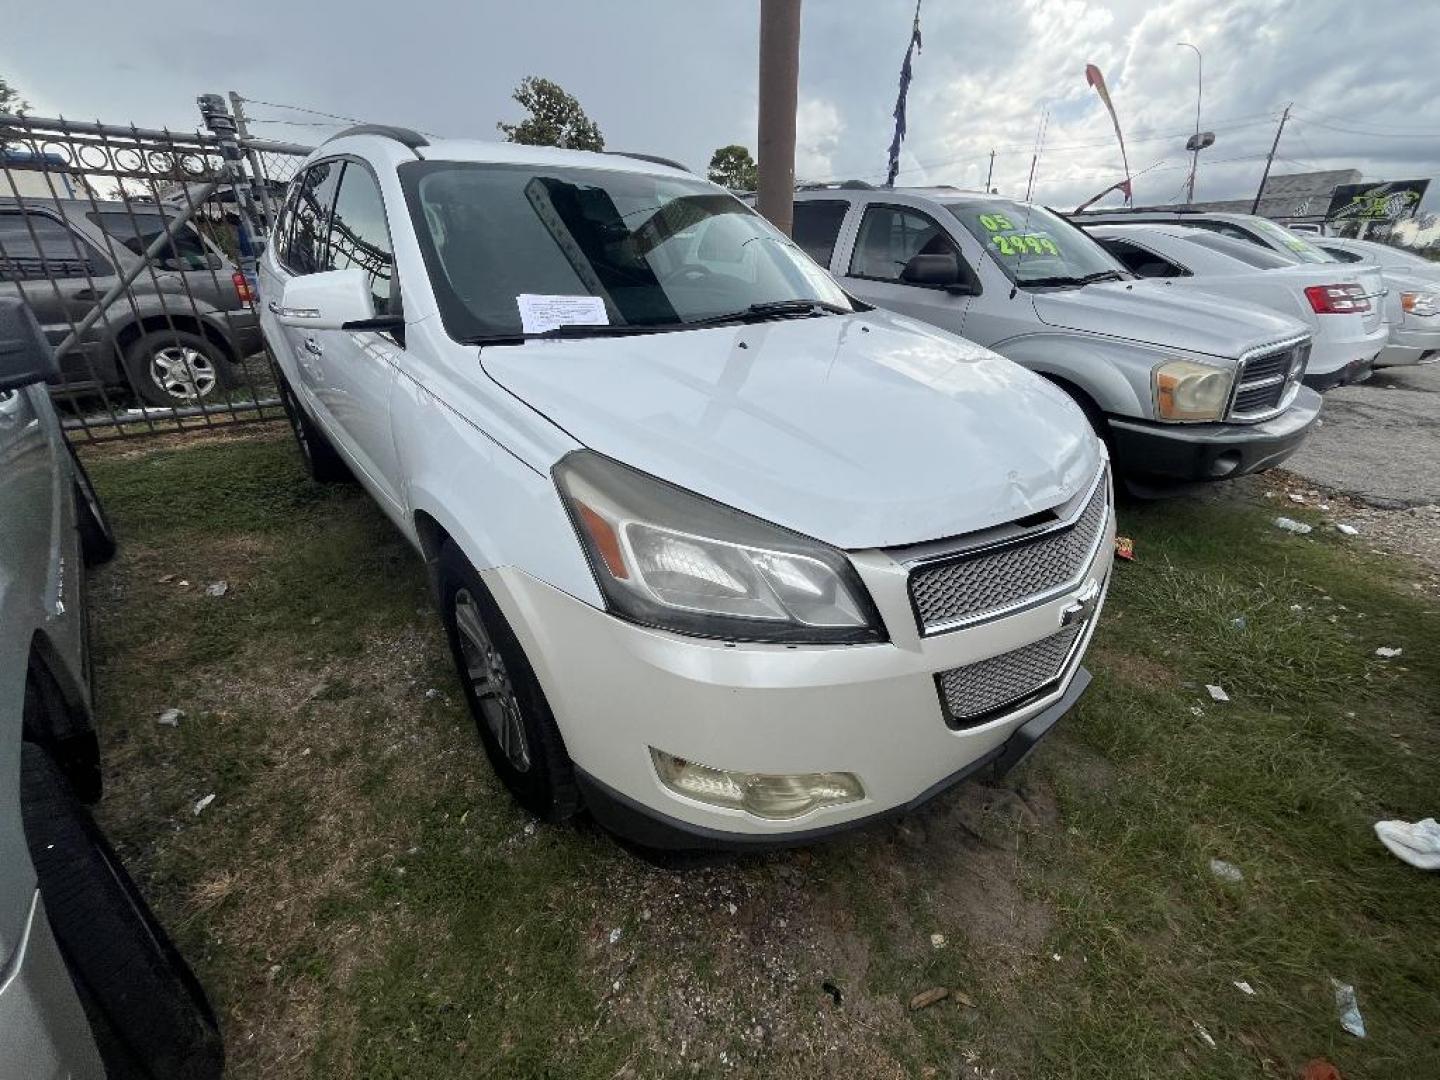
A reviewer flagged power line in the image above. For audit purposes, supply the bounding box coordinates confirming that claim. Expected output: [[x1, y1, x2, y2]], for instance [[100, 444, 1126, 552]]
[[235, 96, 368, 126], [1288, 112, 1440, 140], [1290, 105, 1440, 137]]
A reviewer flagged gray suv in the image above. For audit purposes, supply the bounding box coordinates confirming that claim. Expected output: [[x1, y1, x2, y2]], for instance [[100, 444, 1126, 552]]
[[0, 198, 262, 406], [0, 299, 223, 1078]]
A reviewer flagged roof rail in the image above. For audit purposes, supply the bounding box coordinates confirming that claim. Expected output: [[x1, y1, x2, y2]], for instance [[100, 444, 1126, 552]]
[[796, 180, 875, 191], [603, 151, 690, 172], [324, 124, 429, 151]]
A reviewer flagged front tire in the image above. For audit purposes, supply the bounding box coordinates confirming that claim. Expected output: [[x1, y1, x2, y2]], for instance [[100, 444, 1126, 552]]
[[438, 542, 579, 822], [20, 743, 224, 1080]]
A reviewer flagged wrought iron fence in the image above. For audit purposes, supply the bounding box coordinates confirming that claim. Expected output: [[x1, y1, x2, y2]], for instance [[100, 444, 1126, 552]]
[[0, 99, 311, 442]]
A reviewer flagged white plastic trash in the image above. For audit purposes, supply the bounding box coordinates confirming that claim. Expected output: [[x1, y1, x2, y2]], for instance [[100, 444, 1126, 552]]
[[1374, 818, 1440, 871]]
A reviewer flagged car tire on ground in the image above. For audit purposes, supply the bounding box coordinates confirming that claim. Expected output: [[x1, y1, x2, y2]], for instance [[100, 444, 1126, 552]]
[[437, 541, 580, 822], [122, 329, 231, 409], [273, 360, 351, 483], [19, 743, 224, 1080], [66, 440, 117, 566]]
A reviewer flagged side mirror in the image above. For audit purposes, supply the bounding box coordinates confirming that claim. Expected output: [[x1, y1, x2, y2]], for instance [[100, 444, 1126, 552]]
[[901, 253, 975, 294], [0, 298, 59, 392], [277, 268, 377, 330]]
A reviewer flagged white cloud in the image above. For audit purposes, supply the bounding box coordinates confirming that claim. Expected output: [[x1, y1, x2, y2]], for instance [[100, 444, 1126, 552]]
[[794, 97, 845, 182]]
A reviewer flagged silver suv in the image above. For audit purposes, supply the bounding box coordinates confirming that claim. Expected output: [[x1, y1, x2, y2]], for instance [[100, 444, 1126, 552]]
[[790, 186, 1323, 491], [0, 198, 262, 406], [0, 299, 223, 1079]]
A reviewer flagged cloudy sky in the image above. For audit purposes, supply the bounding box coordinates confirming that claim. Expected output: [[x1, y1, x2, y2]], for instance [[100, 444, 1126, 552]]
[[5, 0, 1438, 211]]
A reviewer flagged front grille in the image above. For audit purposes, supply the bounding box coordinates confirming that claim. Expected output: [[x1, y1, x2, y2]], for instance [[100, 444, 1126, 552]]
[[1229, 341, 1308, 420], [908, 474, 1108, 634], [936, 623, 1083, 728]]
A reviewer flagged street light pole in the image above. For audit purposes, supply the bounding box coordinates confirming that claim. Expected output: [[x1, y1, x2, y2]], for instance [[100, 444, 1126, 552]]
[[1178, 41, 1202, 203]]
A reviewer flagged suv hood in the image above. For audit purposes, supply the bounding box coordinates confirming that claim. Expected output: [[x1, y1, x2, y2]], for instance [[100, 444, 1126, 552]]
[[481, 310, 1100, 549], [1032, 280, 1308, 359]]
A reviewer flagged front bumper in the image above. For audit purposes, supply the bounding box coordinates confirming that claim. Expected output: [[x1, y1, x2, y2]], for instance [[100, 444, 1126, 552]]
[[483, 532, 1112, 848], [1106, 386, 1323, 482]]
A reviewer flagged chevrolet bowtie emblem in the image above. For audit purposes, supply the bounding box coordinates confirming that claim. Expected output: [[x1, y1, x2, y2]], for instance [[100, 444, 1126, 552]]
[[1059, 581, 1101, 628]]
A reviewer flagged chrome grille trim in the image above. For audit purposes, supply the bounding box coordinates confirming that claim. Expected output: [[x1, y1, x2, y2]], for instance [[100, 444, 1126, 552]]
[[904, 467, 1110, 637], [1227, 335, 1311, 422], [935, 620, 1088, 729]]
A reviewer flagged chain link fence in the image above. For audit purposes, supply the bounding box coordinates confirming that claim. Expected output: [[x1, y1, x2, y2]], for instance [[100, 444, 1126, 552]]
[[0, 97, 311, 441]]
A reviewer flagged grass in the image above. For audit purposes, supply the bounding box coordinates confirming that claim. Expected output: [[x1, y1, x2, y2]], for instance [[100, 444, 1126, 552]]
[[81, 429, 1440, 1079]]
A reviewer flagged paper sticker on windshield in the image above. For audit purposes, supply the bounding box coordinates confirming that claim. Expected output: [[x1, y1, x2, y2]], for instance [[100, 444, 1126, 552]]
[[516, 294, 609, 335], [989, 232, 1059, 257]]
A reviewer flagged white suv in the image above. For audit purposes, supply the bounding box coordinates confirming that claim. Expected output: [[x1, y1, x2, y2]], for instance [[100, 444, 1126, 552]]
[[257, 127, 1113, 849]]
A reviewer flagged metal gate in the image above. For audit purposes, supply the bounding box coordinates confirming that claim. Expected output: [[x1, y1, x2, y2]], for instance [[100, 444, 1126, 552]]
[[0, 98, 311, 442]]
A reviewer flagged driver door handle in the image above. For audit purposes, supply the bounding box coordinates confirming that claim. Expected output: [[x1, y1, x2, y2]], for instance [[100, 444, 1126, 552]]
[[303, 337, 323, 357], [267, 300, 280, 314]]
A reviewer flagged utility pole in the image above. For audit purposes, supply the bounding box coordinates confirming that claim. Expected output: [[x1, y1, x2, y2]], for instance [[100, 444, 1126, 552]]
[[985, 148, 995, 192], [228, 92, 276, 228], [1251, 103, 1291, 215], [756, 0, 802, 236], [197, 94, 265, 281], [1178, 42, 1202, 203]]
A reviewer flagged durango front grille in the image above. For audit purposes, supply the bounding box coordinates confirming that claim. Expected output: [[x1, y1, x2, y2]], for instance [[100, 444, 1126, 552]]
[[1229, 340, 1309, 421], [936, 623, 1084, 729], [907, 470, 1109, 635]]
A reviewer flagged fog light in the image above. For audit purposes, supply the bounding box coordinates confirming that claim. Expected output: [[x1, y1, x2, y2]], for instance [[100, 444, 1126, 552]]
[[650, 748, 863, 820]]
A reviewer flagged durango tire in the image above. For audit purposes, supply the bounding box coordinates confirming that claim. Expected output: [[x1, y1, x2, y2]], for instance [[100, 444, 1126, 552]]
[[438, 541, 580, 822], [122, 330, 229, 408], [20, 743, 224, 1080]]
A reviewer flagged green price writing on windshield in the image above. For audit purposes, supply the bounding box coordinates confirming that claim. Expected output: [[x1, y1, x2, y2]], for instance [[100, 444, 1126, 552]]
[[979, 213, 1017, 232], [990, 232, 1059, 257]]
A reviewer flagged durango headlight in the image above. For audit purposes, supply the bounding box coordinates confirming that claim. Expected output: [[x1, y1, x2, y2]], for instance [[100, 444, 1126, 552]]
[[554, 450, 884, 643], [1153, 358, 1233, 422]]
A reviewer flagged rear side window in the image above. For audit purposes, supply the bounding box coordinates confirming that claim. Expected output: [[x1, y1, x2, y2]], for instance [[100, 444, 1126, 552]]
[[284, 161, 342, 275], [1187, 219, 1260, 244], [1319, 245, 1364, 264], [849, 205, 957, 282], [791, 200, 848, 268], [327, 163, 395, 314], [1179, 230, 1295, 269], [1099, 237, 1187, 278], [87, 212, 214, 270], [0, 212, 109, 280]]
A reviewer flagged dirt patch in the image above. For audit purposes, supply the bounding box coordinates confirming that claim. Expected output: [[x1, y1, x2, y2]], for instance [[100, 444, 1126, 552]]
[[74, 420, 289, 462]]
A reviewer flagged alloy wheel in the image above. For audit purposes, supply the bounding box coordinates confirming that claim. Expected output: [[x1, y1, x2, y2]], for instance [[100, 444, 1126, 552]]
[[150, 347, 217, 401], [453, 588, 531, 772]]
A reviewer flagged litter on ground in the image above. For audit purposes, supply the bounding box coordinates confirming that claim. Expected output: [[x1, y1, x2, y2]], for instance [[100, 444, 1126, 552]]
[[1209, 858, 1244, 883], [1375, 646, 1403, 658], [192, 793, 217, 816], [1332, 979, 1366, 1038], [1114, 536, 1135, 561], [1373, 818, 1440, 870], [157, 707, 183, 727], [1274, 517, 1313, 535], [1205, 684, 1230, 703]]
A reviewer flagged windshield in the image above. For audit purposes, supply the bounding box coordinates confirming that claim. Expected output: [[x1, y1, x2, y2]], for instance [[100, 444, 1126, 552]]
[[946, 199, 1127, 286], [1246, 217, 1337, 264], [399, 161, 852, 340]]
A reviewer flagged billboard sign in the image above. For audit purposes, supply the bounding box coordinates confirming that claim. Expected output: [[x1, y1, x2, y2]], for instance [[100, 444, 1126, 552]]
[[1325, 180, 1429, 221]]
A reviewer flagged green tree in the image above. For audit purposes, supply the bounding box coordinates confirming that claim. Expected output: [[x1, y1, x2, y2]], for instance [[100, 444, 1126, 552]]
[[497, 76, 604, 151], [1, 73, 28, 115], [707, 144, 758, 190]]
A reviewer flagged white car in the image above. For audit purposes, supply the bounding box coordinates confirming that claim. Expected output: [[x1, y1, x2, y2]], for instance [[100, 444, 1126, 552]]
[[1089, 223, 1388, 390], [1311, 236, 1440, 368], [257, 128, 1112, 849]]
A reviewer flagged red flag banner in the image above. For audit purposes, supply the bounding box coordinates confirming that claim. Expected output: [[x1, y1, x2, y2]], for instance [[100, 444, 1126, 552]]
[[1085, 63, 1132, 203]]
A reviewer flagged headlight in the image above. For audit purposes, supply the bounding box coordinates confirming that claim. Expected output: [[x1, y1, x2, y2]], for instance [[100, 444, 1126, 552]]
[[554, 450, 884, 643], [1402, 291, 1440, 316], [1153, 359, 1233, 422]]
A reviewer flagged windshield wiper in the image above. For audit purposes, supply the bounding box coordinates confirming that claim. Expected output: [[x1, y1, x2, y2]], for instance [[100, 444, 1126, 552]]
[[460, 323, 678, 347], [683, 299, 852, 329], [1017, 274, 1086, 288], [1077, 270, 1126, 284]]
